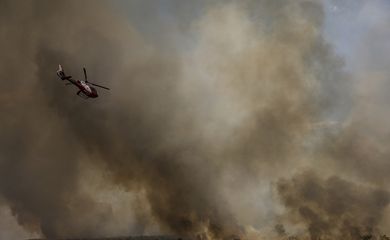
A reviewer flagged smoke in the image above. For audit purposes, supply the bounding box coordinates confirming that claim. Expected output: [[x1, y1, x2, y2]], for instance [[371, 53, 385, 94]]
[[277, 171, 390, 239], [0, 0, 389, 239], [0, 0, 152, 238]]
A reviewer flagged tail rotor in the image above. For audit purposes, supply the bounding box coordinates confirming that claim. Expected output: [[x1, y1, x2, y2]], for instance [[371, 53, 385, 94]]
[[57, 64, 72, 80]]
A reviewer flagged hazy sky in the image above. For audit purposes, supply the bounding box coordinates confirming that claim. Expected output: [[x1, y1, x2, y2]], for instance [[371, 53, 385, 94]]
[[324, 0, 390, 71], [113, 0, 390, 72]]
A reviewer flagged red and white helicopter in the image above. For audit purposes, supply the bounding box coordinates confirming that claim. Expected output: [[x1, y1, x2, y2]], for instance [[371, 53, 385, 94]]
[[56, 64, 110, 99]]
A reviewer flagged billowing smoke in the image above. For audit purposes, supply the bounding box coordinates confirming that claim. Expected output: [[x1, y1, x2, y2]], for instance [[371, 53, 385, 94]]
[[277, 171, 389, 239], [0, 0, 389, 239]]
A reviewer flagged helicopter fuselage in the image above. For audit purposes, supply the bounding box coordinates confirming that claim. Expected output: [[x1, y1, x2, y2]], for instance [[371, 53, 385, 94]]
[[57, 64, 109, 99], [72, 79, 98, 98]]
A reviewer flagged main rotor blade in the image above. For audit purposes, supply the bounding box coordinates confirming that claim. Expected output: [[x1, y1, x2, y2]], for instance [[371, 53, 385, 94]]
[[89, 82, 110, 90], [83, 67, 87, 82]]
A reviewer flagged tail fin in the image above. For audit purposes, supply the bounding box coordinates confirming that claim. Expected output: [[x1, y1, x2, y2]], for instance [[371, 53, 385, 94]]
[[57, 64, 72, 80]]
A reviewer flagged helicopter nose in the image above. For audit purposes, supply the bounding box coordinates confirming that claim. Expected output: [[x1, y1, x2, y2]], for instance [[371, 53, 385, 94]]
[[91, 88, 98, 98]]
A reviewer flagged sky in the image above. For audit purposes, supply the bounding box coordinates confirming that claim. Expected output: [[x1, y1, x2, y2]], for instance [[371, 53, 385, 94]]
[[112, 0, 390, 72], [1, 1, 390, 240], [324, 0, 390, 71]]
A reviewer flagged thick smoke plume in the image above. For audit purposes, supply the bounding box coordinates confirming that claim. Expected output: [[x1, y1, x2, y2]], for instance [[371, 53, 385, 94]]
[[277, 171, 389, 239], [0, 0, 389, 239]]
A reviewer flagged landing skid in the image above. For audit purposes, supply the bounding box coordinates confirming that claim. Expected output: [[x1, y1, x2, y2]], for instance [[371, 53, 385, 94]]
[[77, 90, 89, 99]]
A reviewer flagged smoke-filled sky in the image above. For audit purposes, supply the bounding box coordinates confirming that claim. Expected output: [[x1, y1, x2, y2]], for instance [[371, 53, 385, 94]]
[[0, 1, 390, 240]]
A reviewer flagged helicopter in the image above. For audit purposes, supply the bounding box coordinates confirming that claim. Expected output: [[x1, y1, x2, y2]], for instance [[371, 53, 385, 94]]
[[56, 64, 110, 98]]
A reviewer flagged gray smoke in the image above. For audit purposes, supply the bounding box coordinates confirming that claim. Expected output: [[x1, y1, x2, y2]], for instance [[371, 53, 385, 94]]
[[0, 0, 389, 239], [277, 171, 389, 239]]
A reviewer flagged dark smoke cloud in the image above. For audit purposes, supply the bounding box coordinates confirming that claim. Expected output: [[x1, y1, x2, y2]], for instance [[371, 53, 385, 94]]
[[277, 171, 390, 239], [0, 0, 151, 238], [0, 0, 389, 239], [0, 0, 240, 238]]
